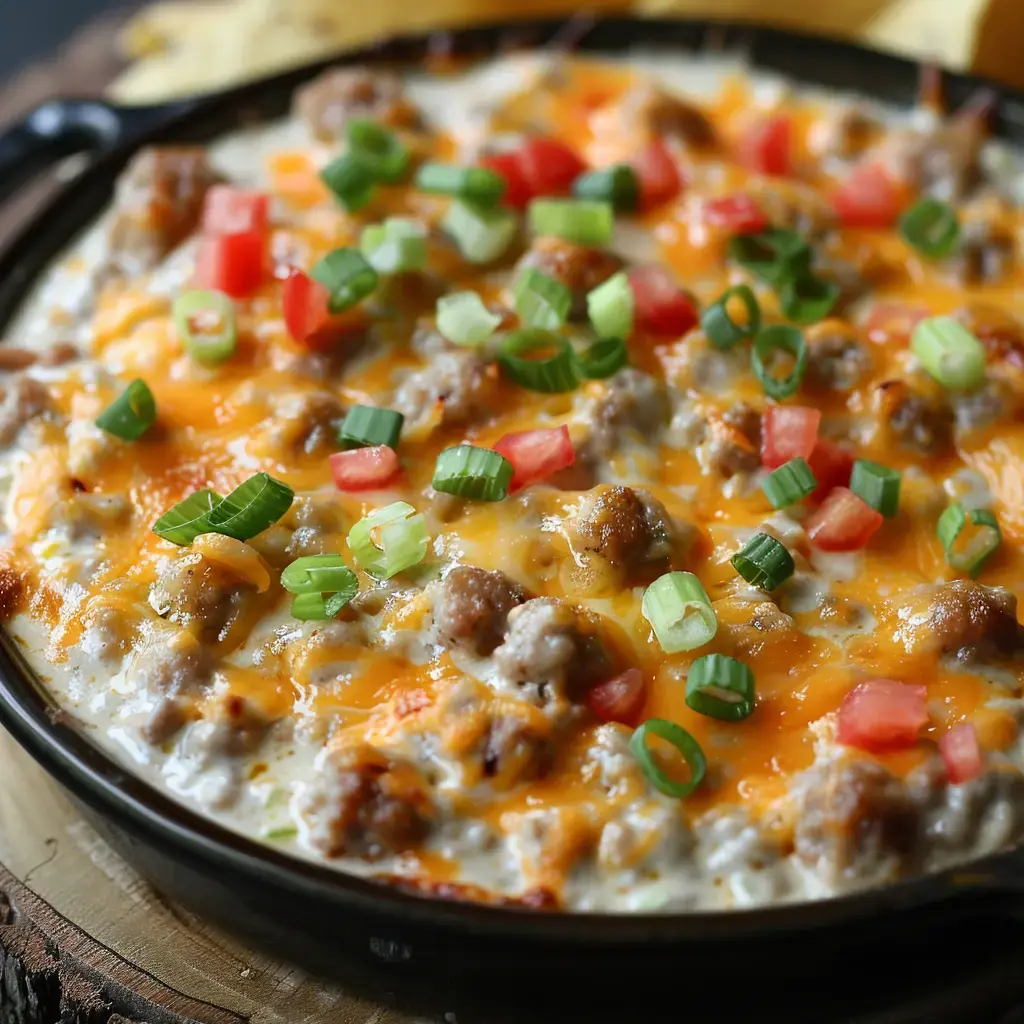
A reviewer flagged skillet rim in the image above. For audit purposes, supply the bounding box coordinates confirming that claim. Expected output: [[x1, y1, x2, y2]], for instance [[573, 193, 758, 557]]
[[0, 13, 1022, 944]]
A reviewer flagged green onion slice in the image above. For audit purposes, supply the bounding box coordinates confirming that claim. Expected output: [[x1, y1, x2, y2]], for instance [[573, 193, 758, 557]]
[[761, 457, 817, 509], [686, 654, 756, 722], [281, 554, 358, 597], [751, 325, 808, 400], [173, 290, 237, 367], [436, 291, 502, 347], [320, 153, 376, 212], [310, 248, 379, 314], [360, 217, 428, 274], [729, 229, 811, 286], [498, 329, 580, 393], [152, 488, 222, 545], [937, 502, 1002, 578], [290, 589, 357, 621], [574, 337, 628, 380], [850, 460, 901, 517], [587, 271, 634, 341], [432, 445, 513, 502], [514, 267, 572, 330], [911, 316, 986, 392], [899, 197, 960, 260], [203, 473, 295, 541], [778, 275, 840, 325], [338, 404, 404, 450], [443, 200, 518, 264], [346, 119, 410, 184], [347, 501, 428, 579], [730, 532, 795, 590], [629, 719, 707, 799], [701, 285, 761, 350], [572, 165, 639, 212], [414, 163, 506, 206], [95, 379, 157, 441], [528, 199, 614, 246], [641, 571, 717, 653]]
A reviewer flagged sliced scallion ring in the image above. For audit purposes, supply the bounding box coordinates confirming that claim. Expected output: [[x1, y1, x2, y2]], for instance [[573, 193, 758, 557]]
[[310, 248, 379, 314], [899, 197, 960, 260], [514, 267, 572, 330], [432, 445, 513, 502], [701, 285, 760, 350], [641, 571, 717, 653], [587, 271, 634, 341], [173, 290, 237, 366], [360, 217, 428, 274], [414, 163, 506, 206], [685, 654, 756, 722], [574, 337, 628, 380], [281, 555, 358, 597], [730, 532, 795, 590], [290, 589, 357, 621], [751, 325, 808, 400], [778, 274, 840, 325], [761, 457, 817, 509], [347, 501, 428, 579], [629, 719, 707, 799], [436, 291, 502, 347], [572, 165, 639, 212], [911, 316, 986, 392], [152, 488, 222, 545], [95, 379, 157, 441], [728, 228, 811, 286], [498, 329, 580, 393], [203, 473, 295, 541], [443, 200, 517, 264], [937, 502, 1002, 578], [346, 119, 410, 183], [528, 199, 613, 246], [850, 459, 901, 517], [320, 153, 376, 211], [338, 404, 404, 450]]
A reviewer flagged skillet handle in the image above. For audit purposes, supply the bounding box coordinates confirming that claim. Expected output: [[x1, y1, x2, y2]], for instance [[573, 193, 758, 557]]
[[0, 99, 128, 207]]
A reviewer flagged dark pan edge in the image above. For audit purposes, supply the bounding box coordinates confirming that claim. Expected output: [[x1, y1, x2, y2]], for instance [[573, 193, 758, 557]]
[[0, 14, 1022, 954]]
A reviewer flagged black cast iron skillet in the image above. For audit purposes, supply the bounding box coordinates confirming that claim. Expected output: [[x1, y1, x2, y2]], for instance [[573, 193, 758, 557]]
[[4, 17, 1024, 1023]]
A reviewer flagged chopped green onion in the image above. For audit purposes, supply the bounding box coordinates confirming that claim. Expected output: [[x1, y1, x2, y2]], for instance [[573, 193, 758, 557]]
[[701, 285, 760, 350], [360, 217, 428, 274], [414, 163, 506, 206], [152, 488, 222, 545], [290, 590, 356, 621], [338, 404, 404, 450], [95, 379, 157, 441], [751, 325, 808, 400], [443, 199, 517, 264], [203, 473, 294, 541], [729, 229, 811, 286], [173, 290, 237, 366], [761, 457, 817, 508], [346, 119, 410, 183], [629, 719, 706, 799], [685, 654, 755, 722], [514, 268, 572, 330], [899, 197, 960, 259], [937, 502, 1002, 578], [911, 316, 986, 392], [572, 165, 639, 212], [850, 460, 901, 517], [587, 271, 634, 341], [641, 571, 717, 653], [528, 199, 613, 246], [574, 337, 628, 380], [347, 500, 428, 579], [498, 329, 579, 393], [281, 554, 359, 596], [320, 153, 376, 212], [778, 275, 840, 325], [436, 291, 502, 347], [730, 532, 795, 590], [309, 248, 379, 314], [432, 445, 513, 502]]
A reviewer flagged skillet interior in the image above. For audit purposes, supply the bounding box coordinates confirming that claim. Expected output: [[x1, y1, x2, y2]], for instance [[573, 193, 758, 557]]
[[3, 15, 1024, 1016]]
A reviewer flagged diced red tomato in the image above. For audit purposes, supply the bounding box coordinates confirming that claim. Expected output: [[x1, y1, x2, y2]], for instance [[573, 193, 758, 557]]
[[805, 486, 884, 551], [628, 266, 699, 338], [737, 115, 792, 176], [493, 425, 575, 492], [632, 140, 683, 209], [479, 151, 533, 209], [283, 269, 334, 346], [193, 231, 265, 298], [516, 138, 587, 198], [329, 445, 400, 492], [806, 439, 854, 501], [585, 668, 646, 726], [201, 186, 270, 236], [939, 723, 984, 784], [761, 406, 822, 469], [702, 194, 769, 235], [837, 678, 928, 753], [832, 162, 904, 228], [864, 301, 929, 345]]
